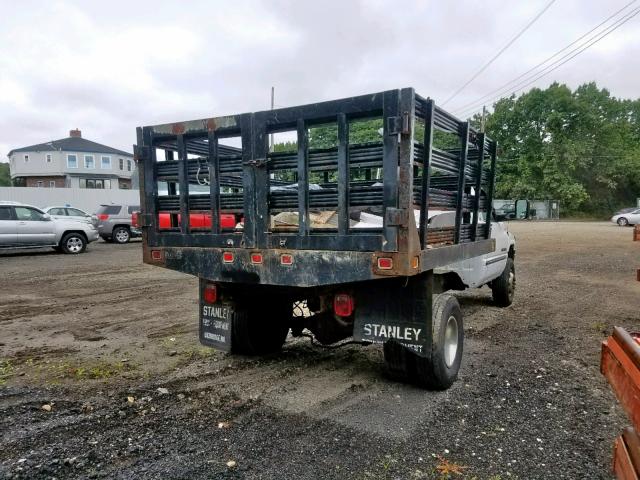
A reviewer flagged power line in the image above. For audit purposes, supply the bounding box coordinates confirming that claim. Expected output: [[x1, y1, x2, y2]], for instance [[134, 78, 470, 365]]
[[456, 6, 640, 118], [451, 0, 638, 114], [441, 0, 556, 106]]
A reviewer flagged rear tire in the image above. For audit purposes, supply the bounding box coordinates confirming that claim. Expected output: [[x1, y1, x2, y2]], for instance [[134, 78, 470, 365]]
[[618, 217, 629, 226], [384, 293, 463, 390], [112, 226, 130, 244], [231, 298, 290, 355], [491, 257, 515, 307], [60, 233, 87, 254]]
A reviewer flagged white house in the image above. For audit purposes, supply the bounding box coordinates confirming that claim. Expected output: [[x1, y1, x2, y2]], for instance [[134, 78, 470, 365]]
[[7, 129, 134, 189]]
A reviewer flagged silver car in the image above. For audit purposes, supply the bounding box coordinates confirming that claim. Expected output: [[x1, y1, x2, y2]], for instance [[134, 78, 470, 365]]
[[43, 205, 99, 228], [0, 201, 99, 254]]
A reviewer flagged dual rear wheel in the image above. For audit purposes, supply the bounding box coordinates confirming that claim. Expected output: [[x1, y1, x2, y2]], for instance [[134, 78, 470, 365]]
[[383, 294, 463, 390]]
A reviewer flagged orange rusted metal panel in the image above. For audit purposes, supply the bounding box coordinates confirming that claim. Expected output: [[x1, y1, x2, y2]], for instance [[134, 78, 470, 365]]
[[634, 225, 640, 242], [613, 435, 640, 480], [601, 329, 640, 431]]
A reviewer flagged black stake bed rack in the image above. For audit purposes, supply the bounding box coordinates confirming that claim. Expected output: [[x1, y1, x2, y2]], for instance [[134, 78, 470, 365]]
[[135, 87, 496, 287]]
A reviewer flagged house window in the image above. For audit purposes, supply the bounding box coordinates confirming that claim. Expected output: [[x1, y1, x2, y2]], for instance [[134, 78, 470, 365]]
[[119, 158, 124, 170], [24, 154, 29, 163], [101, 156, 111, 169], [36, 181, 44, 187], [49, 180, 56, 188], [79, 178, 112, 189], [46, 154, 52, 163], [67, 154, 78, 168], [127, 159, 132, 171], [84, 155, 95, 169]]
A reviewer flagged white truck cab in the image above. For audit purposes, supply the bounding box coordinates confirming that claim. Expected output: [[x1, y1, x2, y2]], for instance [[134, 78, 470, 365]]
[[431, 210, 516, 306]]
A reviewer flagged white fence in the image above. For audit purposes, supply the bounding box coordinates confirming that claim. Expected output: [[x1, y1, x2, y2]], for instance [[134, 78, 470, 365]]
[[0, 187, 141, 214]]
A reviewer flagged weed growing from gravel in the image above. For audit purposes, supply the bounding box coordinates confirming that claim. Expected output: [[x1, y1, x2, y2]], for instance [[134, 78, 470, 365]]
[[0, 360, 14, 385]]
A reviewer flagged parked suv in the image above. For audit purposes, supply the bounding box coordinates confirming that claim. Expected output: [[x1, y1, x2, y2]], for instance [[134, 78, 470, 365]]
[[0, 201, 98, 254], [97, 204, 141, 243]]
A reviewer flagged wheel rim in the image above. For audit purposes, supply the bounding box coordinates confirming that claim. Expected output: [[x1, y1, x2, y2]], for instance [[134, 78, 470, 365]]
[[115, 229, 129, 242], [618, 218, 627, 226], [444, 315, 459, 368], [66, 237, 83, 253]]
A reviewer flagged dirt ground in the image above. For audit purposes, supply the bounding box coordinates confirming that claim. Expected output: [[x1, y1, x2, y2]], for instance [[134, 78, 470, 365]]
[[0, 222, 639, 479]]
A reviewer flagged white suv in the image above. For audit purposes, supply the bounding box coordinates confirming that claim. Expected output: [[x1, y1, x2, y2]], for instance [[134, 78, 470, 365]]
[[0, 202, 99, 254]]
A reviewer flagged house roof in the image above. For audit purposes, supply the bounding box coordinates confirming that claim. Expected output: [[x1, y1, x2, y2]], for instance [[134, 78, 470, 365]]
[[8, 136, 132, 157]]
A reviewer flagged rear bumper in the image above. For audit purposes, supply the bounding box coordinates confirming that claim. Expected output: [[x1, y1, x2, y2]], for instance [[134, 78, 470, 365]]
[[87, 229, 99, 242], [142, 239, 494, 288]]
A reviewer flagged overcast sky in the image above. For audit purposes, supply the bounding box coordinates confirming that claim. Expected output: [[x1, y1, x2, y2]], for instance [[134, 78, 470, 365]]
[[1, 0, 638, 159]]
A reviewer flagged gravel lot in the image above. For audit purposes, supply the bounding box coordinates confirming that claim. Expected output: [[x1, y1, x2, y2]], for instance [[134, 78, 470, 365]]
[[1, 222, 639, 479]]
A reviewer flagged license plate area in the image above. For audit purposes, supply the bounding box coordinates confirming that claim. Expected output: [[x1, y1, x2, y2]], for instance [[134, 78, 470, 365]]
[[199, 302, 233, 352]]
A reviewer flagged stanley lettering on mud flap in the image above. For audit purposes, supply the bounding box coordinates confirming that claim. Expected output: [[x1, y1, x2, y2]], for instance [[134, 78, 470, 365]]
[[199, 304, 232, 352], [358, 322, 426, 354]]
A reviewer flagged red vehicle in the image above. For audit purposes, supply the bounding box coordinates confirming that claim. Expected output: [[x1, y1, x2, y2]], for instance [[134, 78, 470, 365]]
[[132, 211, 238, 230]]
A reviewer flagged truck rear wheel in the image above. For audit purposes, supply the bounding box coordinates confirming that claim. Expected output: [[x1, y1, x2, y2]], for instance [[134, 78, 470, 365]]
[[384, 293, 463, 390], [231, 299, 291, 356], [491, 257, 515, 307]]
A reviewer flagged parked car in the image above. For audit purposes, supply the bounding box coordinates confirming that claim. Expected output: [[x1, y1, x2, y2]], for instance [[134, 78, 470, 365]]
[[96, 204, 141, 243], [0, 201, 98, 254], [43, 205, 99, 228], [495, 203, 516, 219], [611, 208, 640, 226]]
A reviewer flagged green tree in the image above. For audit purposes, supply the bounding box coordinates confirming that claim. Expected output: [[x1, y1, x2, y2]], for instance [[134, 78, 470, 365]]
[[484, 82, 640, 215], [0, 162, 10, 186]]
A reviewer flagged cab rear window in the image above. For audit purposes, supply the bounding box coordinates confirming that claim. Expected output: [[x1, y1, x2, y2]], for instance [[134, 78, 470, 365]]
[[97, 205, 121, 215]]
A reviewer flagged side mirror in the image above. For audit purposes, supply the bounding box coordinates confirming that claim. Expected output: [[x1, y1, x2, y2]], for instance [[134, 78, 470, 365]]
[[42, 213, 52, 221], [514, 199, 530, 220]]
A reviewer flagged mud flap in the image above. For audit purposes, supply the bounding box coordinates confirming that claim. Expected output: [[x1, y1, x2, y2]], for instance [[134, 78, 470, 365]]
[[198, 278, 232, 352], [353, 272, 433, 358]]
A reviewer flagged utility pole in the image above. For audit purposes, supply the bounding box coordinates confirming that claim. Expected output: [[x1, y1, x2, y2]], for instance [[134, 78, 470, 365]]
[[269, 86, 275, 152], [480, 105, 487, 133]]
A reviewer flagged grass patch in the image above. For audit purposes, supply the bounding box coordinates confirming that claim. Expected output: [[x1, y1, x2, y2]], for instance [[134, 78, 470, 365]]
[[0, 360, 14, 386]]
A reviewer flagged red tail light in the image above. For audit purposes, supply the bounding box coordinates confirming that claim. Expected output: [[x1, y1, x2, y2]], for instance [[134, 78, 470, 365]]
[[203, 284, 217, 304], [280, 254, 293, 266], [131, 212, 139, 228], [97, 214, 109, 221], [333, 293, 354, 318], [250, 253, 263, 264], [222, 252, 234, 263], [377, 257, 393, 270]]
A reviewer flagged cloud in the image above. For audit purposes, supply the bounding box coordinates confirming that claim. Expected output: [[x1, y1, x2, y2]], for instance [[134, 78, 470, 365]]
[[0, 0, 638, 159]]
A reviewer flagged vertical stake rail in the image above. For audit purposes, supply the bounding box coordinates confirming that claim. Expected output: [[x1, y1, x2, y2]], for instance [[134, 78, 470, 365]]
[[485, 140, 498, 239], [165, 150, 178, 228], [471, 133, 485, 241], [337, 113, 349, 235], [454, 122, 470, 244], [240, 114, 256, 248], [207, 130, 220, 234], [296, 118, 309, 235], [382, 89, 400, 252], [419, 99, 435, 249], [139, 127, 158, 245], [252, 118, 269, 248], [396, 88, 417, 254], [176, 134, 190, 234]]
